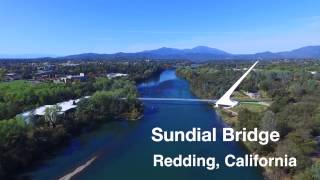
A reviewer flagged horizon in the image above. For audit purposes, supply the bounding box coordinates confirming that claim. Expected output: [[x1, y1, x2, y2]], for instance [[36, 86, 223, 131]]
[[0, 0, 320, 57], [1, 44, 320, 59]]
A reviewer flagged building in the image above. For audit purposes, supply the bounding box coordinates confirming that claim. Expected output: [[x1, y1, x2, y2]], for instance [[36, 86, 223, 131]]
[[107, 73, 128, 79], [61, 61, 80, 67], [34, 70, 55, 81], [60, 73, 87, 83], [245, 91, 261, 99], [309, 71, 317, 75], [5, 73, 21, 81], [20, 96, 91, 124]]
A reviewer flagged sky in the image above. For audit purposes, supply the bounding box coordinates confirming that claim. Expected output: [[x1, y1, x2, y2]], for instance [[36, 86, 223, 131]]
[[0, 0, 320, 57]]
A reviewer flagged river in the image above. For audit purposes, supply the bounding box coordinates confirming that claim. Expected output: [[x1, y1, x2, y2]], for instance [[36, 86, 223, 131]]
[[25, 69, 263, 180]]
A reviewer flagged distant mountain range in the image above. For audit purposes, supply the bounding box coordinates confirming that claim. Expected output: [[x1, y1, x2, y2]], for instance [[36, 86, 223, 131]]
[[2, 45, 320, 60], [60, 45, 320, 61]]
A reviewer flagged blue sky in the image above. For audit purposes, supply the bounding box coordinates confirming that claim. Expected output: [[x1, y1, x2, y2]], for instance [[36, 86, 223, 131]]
[[0, 0, 320, 56]]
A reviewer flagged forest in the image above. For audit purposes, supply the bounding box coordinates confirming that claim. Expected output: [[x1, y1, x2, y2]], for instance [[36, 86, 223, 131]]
[[177, 60, 320, 180]]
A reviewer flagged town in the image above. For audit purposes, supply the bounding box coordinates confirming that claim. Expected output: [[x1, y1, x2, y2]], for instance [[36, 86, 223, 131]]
[[0, 60, 143, 83]]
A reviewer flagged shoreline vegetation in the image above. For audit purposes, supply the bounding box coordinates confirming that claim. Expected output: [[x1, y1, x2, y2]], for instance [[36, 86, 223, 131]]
[[0, 61, 164, 179], [176, 61, 320, 180], [0, 78, 143, 179]]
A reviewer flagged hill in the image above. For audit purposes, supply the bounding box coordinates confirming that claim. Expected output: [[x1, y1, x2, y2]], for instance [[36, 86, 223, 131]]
[[2, 45, 320, 61]]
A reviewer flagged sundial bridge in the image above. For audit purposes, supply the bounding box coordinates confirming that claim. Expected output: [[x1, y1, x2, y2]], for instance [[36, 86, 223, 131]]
[[137, 61, 259, 109]]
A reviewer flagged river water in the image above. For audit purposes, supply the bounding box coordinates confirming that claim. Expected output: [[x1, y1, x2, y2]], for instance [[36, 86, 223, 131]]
[[25, 70, 263, 180]]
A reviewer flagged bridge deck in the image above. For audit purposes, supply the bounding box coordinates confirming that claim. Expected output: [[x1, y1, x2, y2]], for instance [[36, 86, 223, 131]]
[[137, 97, 216, 103]]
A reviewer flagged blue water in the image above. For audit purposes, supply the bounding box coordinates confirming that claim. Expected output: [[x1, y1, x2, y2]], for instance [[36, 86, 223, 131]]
[[25, 70, 263, 180]]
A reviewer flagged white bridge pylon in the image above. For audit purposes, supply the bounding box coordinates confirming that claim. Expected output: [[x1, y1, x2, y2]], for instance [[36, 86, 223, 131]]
[[215, 61, 258, 108]]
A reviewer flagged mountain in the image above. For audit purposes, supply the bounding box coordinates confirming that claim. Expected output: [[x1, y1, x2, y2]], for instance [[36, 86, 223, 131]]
[[60, 45, 320, 61], [184, 46, 229, 55], [142, 46, 230, 55], [2, 45, 320, 60], [235, 51, 282, 59], [142, 47, 185, 55], [63, 53, 113, 60], [277, 46, 320, 58], [62, 46, 232, 61]]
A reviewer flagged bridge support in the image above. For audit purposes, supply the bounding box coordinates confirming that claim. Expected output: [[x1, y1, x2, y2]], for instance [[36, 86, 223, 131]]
[[215, 61, 259, 108]]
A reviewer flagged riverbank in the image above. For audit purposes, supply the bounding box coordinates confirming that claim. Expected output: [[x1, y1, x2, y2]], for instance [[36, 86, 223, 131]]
[[215, 107, 296, 180]]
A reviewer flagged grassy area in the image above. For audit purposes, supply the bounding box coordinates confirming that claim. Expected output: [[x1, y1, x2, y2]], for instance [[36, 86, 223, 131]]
[[233, 90, 272, 102], [215, 90, 270, 126], [215, 101, 269, 126], [234, 102, 268, 112], [232, 91, 253, 101]]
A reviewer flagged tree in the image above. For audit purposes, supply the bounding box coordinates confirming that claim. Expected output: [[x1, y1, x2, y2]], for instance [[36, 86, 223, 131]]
[[310, 161, 320, 179], [0, 68, 5, 81], [0, 117, 28, 177], [260, 110, 276, 131], [44, 105, 62, 128], [275, 130, 316, 173], [293, 161, 320, 180], [237, 108, 261, 130]]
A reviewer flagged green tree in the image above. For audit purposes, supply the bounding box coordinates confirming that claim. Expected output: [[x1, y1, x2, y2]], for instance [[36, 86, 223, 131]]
[[0, 117, 28, 177], [0, 69, 5, 81], [44, 105, 62, 128], [310, 161, 320, 179], [237, 108, 261, 130], [260, 110, 276, 131]]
